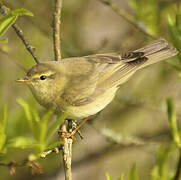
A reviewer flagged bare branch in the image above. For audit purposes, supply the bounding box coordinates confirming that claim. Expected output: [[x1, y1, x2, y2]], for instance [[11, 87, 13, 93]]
[[59, 120, 73, 180], [99, 0, 156, 40], [40, 146, 62, 158], [0, 160, 42, 175], [53, 0, 62, 61], [53, 0, 73, 178], [11, 24, 39, 64]]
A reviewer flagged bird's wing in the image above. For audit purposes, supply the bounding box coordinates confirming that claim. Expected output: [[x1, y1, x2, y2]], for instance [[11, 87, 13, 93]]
[[61, 39, 177, 106], [94, 39, 177, 89], [61, 53, 145, 106], [60, 57, 103, 106]]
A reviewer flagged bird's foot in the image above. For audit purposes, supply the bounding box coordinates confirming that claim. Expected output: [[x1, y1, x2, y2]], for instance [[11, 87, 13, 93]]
[[59, 116, 90, 141], [58, 130, 76, 141]]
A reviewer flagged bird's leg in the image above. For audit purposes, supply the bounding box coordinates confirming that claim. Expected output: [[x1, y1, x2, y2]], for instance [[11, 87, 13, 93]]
[[70, 117, 90, 137], [59, 120, 75, 140], [71, 120, 84, 139], [59, 117, 90, 140]]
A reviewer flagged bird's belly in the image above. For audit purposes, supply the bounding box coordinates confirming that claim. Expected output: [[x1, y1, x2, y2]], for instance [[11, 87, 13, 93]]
[[65, 87, 118, 120]]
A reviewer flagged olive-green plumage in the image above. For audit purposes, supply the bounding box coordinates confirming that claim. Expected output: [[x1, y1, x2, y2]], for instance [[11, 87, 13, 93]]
[[17, 39, 178, 119]]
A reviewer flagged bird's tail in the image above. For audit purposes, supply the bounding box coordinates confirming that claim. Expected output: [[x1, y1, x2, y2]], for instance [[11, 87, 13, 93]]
[[134, 39, 178, 69]]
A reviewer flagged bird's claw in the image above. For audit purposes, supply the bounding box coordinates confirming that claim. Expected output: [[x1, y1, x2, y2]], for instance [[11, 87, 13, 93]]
[[58, 130, 76, 141]]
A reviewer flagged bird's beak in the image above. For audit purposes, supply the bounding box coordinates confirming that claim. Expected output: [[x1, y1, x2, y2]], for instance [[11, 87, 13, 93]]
[[16, 77, 31, 83]]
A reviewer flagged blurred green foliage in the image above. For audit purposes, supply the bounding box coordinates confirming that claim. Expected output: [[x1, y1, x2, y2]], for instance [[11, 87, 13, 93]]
[[0, 105, 7, 153], [0, 6, 33, 39], [128, 164, 139, 180], [130, 0, 160, 35], [0, 0, 181, 180], [0, 98, 66, 161], [168, 7, 181, 60], [107, 98, 181, 180]]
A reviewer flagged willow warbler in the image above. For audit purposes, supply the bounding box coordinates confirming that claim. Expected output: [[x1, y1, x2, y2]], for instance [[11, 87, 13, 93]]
[[16, 39, 178, 119]]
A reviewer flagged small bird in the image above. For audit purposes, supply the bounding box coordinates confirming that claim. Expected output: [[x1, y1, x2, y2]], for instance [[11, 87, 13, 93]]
[[17, 39, 178, 120]]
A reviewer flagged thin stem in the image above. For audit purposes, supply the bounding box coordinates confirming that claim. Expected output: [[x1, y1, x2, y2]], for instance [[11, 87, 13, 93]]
[[174, 150, 181, 180], [99, 0, 156, 40], [53, 0, 72, 179], [60, 121, 73, 180], [53, 0, 62, 61], [12, 24, 39, 64], [0, 160, 42, 175]]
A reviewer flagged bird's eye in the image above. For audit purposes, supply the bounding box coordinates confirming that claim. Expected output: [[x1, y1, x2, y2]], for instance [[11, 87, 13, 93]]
[[40, 75, 47, 80]]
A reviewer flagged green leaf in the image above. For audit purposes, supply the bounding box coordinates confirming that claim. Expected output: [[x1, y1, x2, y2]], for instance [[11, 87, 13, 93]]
[[151, 145, 174, 180], [129, 0, 160, 35], [168, 15, 175, 26], [0, 105, 7, 151], [176, 14, 181, 32], [7, 136, 35, 149], [168, 13, 181, 62], [118, 175, 124, 180], [150, 165, 159, 180], [17, 98, 33, 127], [0, 38, 8, 43], [168, 22, 181, 50], [0, 7, 33, 37], [106, 173, 114, 180], [46, 140, 63, 150], [128, 164, 139, 180], [46, 112, 67, 141], [166, 61, 181, 71], [166, 98, 181, 148], [39, 110, 53, 144], [11, 8, 34, 17], [0, 14, 17, 36], [17, 98, 39, 141]]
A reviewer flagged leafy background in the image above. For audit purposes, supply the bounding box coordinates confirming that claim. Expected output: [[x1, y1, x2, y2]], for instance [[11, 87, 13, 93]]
[[0, 0, 181, 179]]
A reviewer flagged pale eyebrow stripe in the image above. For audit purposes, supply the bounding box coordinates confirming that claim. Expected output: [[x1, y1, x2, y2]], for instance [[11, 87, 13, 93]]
[[33, 71, 54, 78]]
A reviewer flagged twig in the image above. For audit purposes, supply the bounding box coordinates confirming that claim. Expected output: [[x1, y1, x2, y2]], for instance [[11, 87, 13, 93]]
[[11, 24, 39, 64], [53, 0, 73, 179], [53, 0, 62, 61], [0, 5, 39, 64], [0, 160, 27, 167], [174, 150, 181, 180], [0, 160, 42, 175], [53, 0, 72, 179], [40, 146, 62, 158], [99, 0, 156, 40], [59, 120, 73, 180]]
